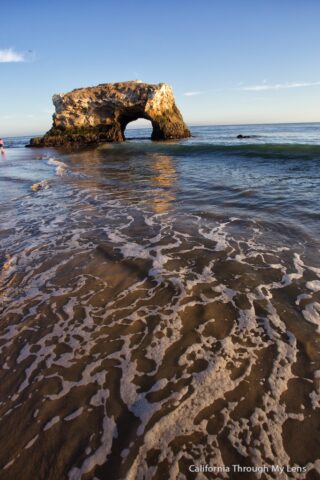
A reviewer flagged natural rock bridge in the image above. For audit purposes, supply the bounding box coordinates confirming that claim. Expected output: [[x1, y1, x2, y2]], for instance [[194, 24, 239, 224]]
[[30, 81, 191, 146]]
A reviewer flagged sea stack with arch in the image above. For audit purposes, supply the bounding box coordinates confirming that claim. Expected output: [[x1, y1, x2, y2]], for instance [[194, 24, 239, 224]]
[[29, 81, 191, 146]]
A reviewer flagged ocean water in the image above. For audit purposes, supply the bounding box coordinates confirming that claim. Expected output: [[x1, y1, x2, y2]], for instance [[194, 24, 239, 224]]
[[0, 123, 320, 480]]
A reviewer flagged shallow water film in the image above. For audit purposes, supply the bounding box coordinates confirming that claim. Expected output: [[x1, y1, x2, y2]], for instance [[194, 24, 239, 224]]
[[1, 125, 320, 479]]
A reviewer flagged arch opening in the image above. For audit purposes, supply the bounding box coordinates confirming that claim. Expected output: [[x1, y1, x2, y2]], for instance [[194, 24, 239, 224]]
[[122, 118, 153, 141]]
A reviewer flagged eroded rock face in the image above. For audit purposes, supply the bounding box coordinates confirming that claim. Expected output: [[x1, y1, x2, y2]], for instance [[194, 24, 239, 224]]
[[30, 81, 190, 146]]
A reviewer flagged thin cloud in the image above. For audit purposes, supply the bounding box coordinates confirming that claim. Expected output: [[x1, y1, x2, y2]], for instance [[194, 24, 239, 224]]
[[184, 91, 204, 97], [240, 81, 320, 91], [0, 48, 25, 63]]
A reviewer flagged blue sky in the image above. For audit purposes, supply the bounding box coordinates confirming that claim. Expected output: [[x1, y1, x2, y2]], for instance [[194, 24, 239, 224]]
[[1, 0, 320, 136]]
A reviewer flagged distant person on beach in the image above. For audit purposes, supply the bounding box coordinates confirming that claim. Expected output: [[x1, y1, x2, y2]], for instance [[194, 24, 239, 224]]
[[0, 138, 4, 154]]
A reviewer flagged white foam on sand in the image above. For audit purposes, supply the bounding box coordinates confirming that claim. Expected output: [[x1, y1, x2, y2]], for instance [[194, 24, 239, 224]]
[[1, 191, 320, 480], [43, 416, 60, 431], [306, 280, 320, 292]]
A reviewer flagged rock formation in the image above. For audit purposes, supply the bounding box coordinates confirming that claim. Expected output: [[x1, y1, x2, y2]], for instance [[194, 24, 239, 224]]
[[30, 81, 191, 146]]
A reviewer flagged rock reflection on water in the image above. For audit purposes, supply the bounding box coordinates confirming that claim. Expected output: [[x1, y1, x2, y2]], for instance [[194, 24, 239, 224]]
[[0, 145, 320, 480], [151, 154, 176, 214]]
